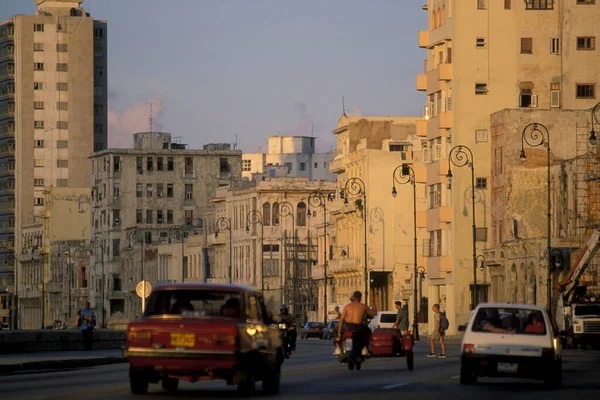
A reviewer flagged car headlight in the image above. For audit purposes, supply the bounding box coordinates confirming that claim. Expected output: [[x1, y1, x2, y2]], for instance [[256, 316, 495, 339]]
[[278, 323, 286, 329]]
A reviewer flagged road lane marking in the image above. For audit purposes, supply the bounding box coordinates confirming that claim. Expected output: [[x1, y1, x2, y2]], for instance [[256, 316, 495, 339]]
[[382, 382, 409, 390], [451, 375, 460, 379]]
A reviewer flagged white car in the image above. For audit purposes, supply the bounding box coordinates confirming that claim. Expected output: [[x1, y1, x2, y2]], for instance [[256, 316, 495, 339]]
[[460, 303, 562, 388], [368, 311, 397, 331]]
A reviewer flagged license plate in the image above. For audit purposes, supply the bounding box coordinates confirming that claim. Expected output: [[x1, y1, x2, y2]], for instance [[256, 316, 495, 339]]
[[170, 333, 195, 347], [497, 362, 518, 373], [345, 340, 353, 351]]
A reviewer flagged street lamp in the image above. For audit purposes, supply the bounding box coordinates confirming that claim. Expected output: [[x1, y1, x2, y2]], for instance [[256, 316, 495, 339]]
[[476, 255, 486, 272], [275, 201, 295, 310], [89, 237, 106, 328], [519, 122, 552, 312], [31, 245, 43, 329], [391, 163, 420, 340], [447, 145, 479, 310], [215, 217, 232, 284], [246, 210, 264, 295], [128, 230, 145, 313], [168, 226, 185, 283], [590, 102, 599, 146], [308, 191, 330, 324], [58, 241, 72, 319], [417, 266, 426, 327], [341, 178, 368, 305]]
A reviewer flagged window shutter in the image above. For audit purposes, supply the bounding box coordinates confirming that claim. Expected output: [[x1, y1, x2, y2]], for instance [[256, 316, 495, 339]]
[[531, 95, 538, 108], [550, 90, 560, 108]]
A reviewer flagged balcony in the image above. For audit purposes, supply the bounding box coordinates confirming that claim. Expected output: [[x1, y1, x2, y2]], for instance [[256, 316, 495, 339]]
[[416, 74, 427, 92], [416, 119, 427, 137], [426, 159, 450, 182], [328, 256, 362, 274], [418, 30, 429, 48], [438, 112, 452, 129], [183, 170, 196, 179], [439, 63, 452, 81], [427, 256, 453, 279], [329, 157, 347, 174]]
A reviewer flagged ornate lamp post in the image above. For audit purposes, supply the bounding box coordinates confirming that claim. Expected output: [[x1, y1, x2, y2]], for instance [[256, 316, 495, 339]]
[[519, 123, 552, 311], [590, 102, 599, 146], [308, 191, 329, 324], [246, 210, 264, 294], [215, 217, 232, 284], [340, 178, 367, 304], [446, 145, 478, 309], [58, 241, 72, 319], [89, 237, 106, 327], [168, 226, 185, 283], [417, 266, 426, 325], [275, 201, 295, 307], [128, 231, 145, 314], [392, 163, 419, 340]]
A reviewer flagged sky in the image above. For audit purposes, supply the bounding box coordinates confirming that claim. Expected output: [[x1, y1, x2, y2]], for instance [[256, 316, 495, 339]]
[[3, 0, 426, 152]]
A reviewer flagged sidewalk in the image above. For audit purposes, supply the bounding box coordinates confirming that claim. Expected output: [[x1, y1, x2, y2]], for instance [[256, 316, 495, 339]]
[[0, 349, 127, 375]]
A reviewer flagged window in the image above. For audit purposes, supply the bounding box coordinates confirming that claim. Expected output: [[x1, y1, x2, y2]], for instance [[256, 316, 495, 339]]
[[475, 83, 488, 95], [95, 46, 104, 57], [576, 84, 595, 99], [94, 28, 104, 38], [57, 179, 68, 187], [389, 143, 410, 152], [34, 82, 44, 90], [157, 183, 164, 198], [136, 183, 142, 198], [157, 157, 163, 171], [57, 159, 68, 168], [242, 159, 251, 171], [185, 184, 193, 200], [157, 210, 164, 224], [56, 82, 68, 91], [263, 203, 271, 226], [526, 0, 554, 9], [219, 158, 230, 174], [34, 159, 44, 167], [551, 38, 560, 54], [167, 210, 174, 224], [56, 121, 68, 129], [34, 23, 44, 32], [520, 86, 535, 107], [577, 37, 595, 50], [94, 123, 103, 133], [167, 157, 174, 171], [521, 38, 533, 54], [57, 102, 68, 110], [113, 156, 120, 172], [113, 183, 120, 199], [34, 140, 44, 148], [146, 184, 153, 197], [94, 86, 103, 96], [136, 210, 143, 224], [34, 63, 44, 71], [577, 0, 596, 3], [298, 162, 307, 172], [34, 101, 44, 110], [56, 63, 68, 72], [167, 184, 174, 197], [185, 210, 194, 226], [476, 38, 486, 48], [95, 67, 103, 77], [476, 178, 488, 189], [146, 157, 153, 171], [477, 0, 487, 9], [94, 104, 103, 115], [314, 162, 318, 168], [56, 44, 68, 52], [113, 239, 120, 257], [33, 43, 43, 51], [297, 202, 307, 227], [34, 178, 44, 187], [34, 197, 44, 206], [136, 157, 143, 173], [475, 130, 488, 143], [146, 210, 153, 224], [504, 0, 511, 8], [56, 140, 68, 149]]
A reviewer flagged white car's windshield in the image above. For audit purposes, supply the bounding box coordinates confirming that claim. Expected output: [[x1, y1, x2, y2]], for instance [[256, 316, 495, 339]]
[[574, 305, 600, 316], [380, 314, 397, 323], [471, 307, 547, 335]]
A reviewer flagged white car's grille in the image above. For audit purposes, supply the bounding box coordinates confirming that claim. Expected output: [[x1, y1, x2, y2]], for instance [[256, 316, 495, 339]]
[[583, 321, 600, 333]]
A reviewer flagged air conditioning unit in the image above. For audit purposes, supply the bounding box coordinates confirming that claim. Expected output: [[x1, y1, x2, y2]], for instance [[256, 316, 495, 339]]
[[475, 86, 488, 94]]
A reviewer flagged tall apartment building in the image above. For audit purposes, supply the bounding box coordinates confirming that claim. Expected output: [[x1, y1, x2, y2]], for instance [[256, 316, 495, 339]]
[[89, 132, 241, 321], [0, 0, 107, 329], [417, 0, 600, 331], [242, 136, 336, 181]]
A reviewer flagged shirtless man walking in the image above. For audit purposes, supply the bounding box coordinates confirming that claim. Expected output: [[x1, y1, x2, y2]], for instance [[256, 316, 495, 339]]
[[336, 291, 377, 357]]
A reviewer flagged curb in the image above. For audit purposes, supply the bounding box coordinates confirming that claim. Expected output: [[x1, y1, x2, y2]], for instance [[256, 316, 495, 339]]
[[0, 356, 128, 375]]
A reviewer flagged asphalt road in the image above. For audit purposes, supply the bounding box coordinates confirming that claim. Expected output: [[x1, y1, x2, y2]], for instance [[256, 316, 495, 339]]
[[2, 339, 600, 400]]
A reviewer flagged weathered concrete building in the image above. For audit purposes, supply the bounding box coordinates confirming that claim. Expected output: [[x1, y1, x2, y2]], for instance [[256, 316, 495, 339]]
[[486, 109, 599, 308], [89, 132, 241, 320], [0, 0, 107, 329], [242, 136, 336, 182], [416, 0, 600, 331], [327, 115, 430, 329]]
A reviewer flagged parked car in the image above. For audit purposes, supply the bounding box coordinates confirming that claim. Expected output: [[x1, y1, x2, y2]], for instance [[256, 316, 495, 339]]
[[323, 320, 338, 340], [123, 283, 283, 395], [301, 322, 325, 339], [460, 303, 562, 388], [368, 311, 397, 331], [0, 322, 10, 331]]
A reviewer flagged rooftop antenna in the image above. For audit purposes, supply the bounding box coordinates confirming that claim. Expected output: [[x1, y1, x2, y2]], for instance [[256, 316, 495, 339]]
[[342, 97, 346, 116], [148, 102, 154, 133]]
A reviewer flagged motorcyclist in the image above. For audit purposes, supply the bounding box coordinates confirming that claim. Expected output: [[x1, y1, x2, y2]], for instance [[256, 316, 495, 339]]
[[336, 291, 377, 357], [278, 304, 296, 351]]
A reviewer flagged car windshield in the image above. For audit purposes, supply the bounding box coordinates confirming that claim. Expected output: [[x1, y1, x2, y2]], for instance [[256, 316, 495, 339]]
[[380, 313, 397, 323], [574, 305, 600, 316], [471, 307, 547, 335], [144, 289, 244, 319], [308, 322, 323, 327]]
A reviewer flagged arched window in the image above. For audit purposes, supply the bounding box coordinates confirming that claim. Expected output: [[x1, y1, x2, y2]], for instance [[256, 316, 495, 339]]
[[297, 202, 307, 227], [272, 202, 280, 226], [262, 202, 271, 226]]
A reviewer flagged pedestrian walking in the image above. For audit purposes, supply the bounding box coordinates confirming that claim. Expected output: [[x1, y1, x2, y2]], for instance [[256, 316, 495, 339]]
[[79, 301, 96, 350], [428, 303, 446, 358]]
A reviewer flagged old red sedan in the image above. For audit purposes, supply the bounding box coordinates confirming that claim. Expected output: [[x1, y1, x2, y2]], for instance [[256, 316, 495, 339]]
[[123, 283, 283, 395]]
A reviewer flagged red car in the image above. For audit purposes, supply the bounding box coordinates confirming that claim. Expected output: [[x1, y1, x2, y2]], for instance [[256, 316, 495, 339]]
[[123, 284, 283, 395]]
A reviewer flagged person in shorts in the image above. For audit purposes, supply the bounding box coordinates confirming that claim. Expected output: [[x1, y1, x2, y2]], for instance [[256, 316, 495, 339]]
[[428, 303, 446, 358]]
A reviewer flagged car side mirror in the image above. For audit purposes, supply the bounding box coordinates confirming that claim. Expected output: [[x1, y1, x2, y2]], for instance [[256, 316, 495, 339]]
[[458, 324, 467, 332]]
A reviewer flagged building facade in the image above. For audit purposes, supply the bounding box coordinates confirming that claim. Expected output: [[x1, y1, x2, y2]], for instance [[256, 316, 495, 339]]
[[0, 0, 107, 328], [89, 132, 241, 321], [242, 136, 336, 182], [417, 0, 600, 331]]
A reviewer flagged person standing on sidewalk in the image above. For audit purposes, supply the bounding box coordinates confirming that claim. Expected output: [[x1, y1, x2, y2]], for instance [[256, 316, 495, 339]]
[[392, 301, 409, 335], [428, 304, 446, 358], [79, 301, 96, 350]]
